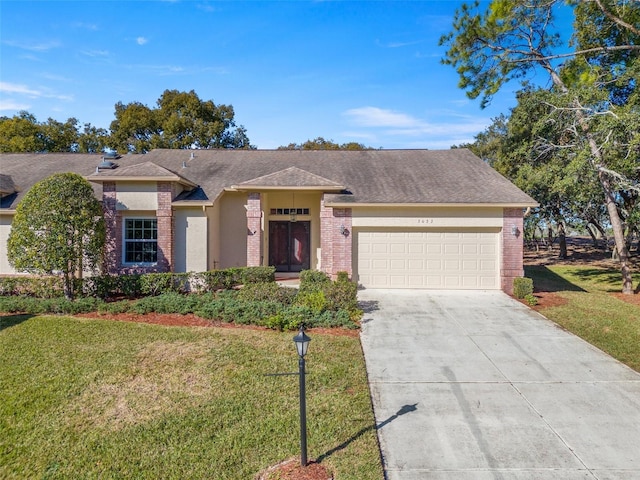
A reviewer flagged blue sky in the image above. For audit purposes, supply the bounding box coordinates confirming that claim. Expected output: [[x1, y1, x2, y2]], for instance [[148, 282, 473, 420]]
[[1, 1, 563, 150]]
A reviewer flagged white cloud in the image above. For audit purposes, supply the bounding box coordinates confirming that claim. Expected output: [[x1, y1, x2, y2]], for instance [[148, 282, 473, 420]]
[[3, 40, 60, 52], [72, 22, 99, 31], [0, 82, 73, 102], [81, 49, 110, 58], [344, 107, 422, 128], [0, 82, 41, 97], [0, 99, 30, 111], [137, 36, 148, 45], [343, 106, 491, 149], [376, 39, 423, 49]]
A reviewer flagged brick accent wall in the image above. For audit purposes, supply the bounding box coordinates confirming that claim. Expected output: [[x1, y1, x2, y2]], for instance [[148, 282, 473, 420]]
[[501, 207, 525, 294], [246, 193, 262, 267], [102, 181, 175, 274], [320, 196, 352, 279], [102, 182, 119, 274], [156, 182, 174, 272]]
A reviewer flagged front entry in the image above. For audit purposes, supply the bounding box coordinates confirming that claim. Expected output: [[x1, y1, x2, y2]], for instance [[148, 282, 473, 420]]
[[269, 221, 310, 272]]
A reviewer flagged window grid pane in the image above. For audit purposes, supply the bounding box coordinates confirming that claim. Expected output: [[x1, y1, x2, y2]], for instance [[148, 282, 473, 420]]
[[124, 219, 158, 263]]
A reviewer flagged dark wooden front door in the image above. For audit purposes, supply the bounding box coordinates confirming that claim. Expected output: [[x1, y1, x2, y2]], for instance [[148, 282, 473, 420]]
[[269, 221, 310, 272]]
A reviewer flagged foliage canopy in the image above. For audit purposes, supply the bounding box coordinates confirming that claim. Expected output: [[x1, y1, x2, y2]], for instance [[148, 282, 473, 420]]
[[7, 173, 105, 299]]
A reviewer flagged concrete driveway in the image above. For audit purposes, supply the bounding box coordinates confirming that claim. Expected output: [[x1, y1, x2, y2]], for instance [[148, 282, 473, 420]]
[[358, 290, 640, 480]]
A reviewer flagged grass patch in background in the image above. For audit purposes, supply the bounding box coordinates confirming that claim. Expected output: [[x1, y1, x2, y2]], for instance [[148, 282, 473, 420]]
[[526, 265, 640, 372], [0, 316, 382, 479]]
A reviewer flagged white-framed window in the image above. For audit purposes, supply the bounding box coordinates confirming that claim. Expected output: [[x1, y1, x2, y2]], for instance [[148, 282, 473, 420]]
[[124, 218, 157, 264]]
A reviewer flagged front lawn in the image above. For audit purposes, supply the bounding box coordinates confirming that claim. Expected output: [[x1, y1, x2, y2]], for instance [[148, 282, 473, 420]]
[[526, 265, 640, 372], [0, 315, 382, 479]]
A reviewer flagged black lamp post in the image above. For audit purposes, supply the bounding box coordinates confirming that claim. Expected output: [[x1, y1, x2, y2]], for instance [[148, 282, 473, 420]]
[[293, 326, 311, 467]]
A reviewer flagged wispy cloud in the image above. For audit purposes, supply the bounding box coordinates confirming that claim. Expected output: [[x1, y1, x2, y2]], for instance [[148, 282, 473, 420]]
[[80, 49, 110, 58], [343, 106, 490, 148], [376, 39, 423, 48], [136, 36, 149, 45], [0, 82, 73, 101], [3, 39, 61, 52], [344, 106, 423, 128], [72, 22, 99, 31], [0, 82, 41, 97], [197, 3, 217, 13], [0, 99, 31, 111]]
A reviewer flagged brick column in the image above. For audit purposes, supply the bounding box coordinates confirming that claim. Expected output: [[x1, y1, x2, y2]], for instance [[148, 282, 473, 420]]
[[102, 182, 120, 274], [333, 207, 353, 278], [501, 207, 524, 294], [320, 198, 334, 275], [156, 182, 174, 272], [246, 193, 262, 267], [320, 195, 352, 279]]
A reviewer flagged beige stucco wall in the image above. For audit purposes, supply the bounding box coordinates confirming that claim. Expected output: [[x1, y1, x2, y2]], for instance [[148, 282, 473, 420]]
[[0, 215, 16, 274], [208, 202, 221, 270], [116, 182, 158, 211], [219, 192, 250, 268], [174, 208, 208, 272], [352, 206, 504, 228]]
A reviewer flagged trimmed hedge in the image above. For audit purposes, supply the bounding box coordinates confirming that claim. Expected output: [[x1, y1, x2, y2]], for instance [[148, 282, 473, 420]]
[[0, 266, 277, 299]]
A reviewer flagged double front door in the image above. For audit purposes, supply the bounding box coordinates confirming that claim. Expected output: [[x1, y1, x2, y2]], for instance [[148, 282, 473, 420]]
[[269, 221, 310, 272]]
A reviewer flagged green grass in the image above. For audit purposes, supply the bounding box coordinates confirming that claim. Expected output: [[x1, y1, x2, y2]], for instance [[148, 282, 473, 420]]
[[526, 265, 640, 372], [0, 315, 382, 479]]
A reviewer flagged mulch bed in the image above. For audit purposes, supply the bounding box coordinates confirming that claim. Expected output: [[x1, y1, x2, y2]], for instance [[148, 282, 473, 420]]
[[255, 458, 332, 480]]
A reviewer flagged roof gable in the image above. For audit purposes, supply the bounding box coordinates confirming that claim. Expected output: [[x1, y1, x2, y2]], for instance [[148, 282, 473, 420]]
[[86, 161, 197, 188], [232, 166, 345, 190]]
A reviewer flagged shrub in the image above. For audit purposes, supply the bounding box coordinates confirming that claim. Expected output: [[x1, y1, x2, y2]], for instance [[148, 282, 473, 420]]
[[237, 282, 297, 305], [241, 266, 276, 284], [140, 273, 175, 296], [265, 305, 314, 331], [296, 290, 328, 314], [97, 300, 131, 315], [200, 270, 236, 292], [336, 271, 350, 283], [0, 276, 63, 298], [299, 270, 331, 294], [513, 277, 534, 299], [524, 293, 538, 306], [0, 296, 103, 315], [324, 281, 358, 313], [115, 274, 143, 298]]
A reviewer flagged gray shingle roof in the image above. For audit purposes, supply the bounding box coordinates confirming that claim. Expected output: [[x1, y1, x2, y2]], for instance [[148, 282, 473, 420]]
[[233, 166, 345, 189], [0, 149, 537, 210]]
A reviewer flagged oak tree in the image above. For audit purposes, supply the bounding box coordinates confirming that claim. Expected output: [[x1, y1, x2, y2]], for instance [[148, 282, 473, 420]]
[[440, 0, 640, 293]]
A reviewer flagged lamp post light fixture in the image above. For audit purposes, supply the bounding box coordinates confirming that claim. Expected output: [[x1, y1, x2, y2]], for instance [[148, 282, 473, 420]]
[[293, 326, 311, 467]]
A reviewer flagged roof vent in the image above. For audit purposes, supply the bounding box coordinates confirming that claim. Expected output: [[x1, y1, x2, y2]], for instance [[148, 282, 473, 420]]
[[182, 161, 187, 168], [190, 152, 195, 160], [103, 151, 121, 160], [98, 159, 118, 169]]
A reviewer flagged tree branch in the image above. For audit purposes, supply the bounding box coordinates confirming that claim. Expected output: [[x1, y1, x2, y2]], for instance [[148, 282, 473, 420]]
[[592, 0, 640, 36]]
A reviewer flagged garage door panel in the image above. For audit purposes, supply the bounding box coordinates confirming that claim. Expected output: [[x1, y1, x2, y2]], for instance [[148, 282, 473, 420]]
[[357, 229, 499, 289]]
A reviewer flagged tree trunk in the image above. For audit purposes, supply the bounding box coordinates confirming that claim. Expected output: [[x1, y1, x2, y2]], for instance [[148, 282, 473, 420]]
[[586, 223, 599, 248], [558, 222, 567, 259], [543, 63, 634, 293], [598, 170, 634, 294]]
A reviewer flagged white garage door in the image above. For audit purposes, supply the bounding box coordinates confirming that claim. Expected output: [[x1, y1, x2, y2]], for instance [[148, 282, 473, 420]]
[[356, 229, 500, 289]]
